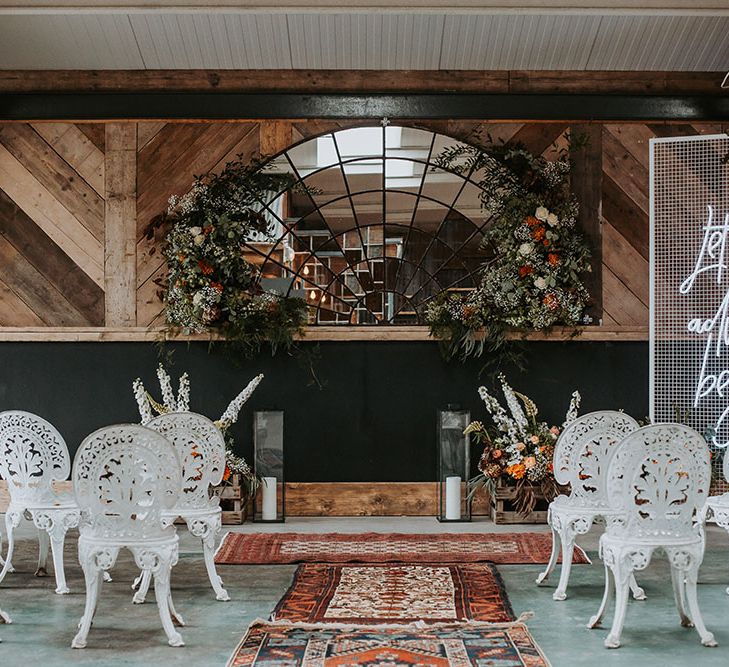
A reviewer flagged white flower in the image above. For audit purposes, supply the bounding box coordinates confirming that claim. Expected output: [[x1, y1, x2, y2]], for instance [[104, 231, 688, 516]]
[[535, 206, 549, 221], [189, 226, 202, 236], [534, 277, 547, 290], [194, 234, 205, 246], [547, 213, 559, 227], [518, 242, 534, 256], [156, 364, 177, 410], [192, 291, 205, 306], [218, 374, 264, 429], [132, 378, 154, 424]]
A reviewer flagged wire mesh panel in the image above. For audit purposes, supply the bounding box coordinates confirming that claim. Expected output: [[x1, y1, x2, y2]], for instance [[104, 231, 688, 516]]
[[650, 134, 729, 482]]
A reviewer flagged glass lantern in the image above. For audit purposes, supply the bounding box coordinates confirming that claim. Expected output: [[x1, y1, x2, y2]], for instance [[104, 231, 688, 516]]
[[437, 406, 471, 522], [253, 410, 285, 522]]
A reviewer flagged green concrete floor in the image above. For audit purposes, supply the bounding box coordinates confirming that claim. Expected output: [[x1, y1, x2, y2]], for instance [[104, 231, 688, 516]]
[[1, 518, 729, 666]]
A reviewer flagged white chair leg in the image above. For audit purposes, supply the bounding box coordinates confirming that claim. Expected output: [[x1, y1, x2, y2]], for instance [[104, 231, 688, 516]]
[[536, 524, 560, 585], [588, 563, 612, 629], [553, 524, 576, 601], [153, 560, 184, 647], [202, 527, 229, 602], [670, 565, 692, 627], [0, 606, 10, 624], [132, 570, 152, 604], [36, 528, 50, 577], [0, 512, 19, 584], [604, 562, 631, 649], [49, 525, 70, 594], [168, 590, 185, 627], [71, 564, 103, 648], [684, 563, 718, 647], [629, 574, 646, 601]]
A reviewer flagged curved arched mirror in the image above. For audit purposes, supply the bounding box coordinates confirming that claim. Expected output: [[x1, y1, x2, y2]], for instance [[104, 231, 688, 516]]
[[246, 125, 491, 325]]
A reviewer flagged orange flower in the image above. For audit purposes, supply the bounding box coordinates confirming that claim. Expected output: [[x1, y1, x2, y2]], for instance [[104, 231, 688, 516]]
[[211, 281, 224, 293], [177, 254, 186, 263], [542, 239, 550, 247], [462, 305, 475, 318], [531, 226, 546, 241], [524, 456, 537, 469], [198, 260, 214, 275], [543, 293, 559, 310], [548, 253, 560, 266], [223, 465, 231, 482], [525, 216, 540, 227], [492, 449, 503, 460], [203, 225, 214, 235], [518, 265, 533, 278], [507, 463, 526, 479]]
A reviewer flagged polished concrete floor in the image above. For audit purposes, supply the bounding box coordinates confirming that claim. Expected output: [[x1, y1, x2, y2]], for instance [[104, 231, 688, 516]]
[[1, 517, 728, 666]]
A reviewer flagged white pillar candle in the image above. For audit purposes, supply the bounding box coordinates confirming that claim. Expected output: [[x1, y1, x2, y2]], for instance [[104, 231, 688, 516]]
[[261, 476, 278, 521], [445, 475, 462, 520]]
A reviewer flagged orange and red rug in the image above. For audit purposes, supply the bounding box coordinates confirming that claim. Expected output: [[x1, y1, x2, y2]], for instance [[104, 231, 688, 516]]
[[215, 531, 589, 565], [227, 620, 550, 667], [273, 563, 515, 624]]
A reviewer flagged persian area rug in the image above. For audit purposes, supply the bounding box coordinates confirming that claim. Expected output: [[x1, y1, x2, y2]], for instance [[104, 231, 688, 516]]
[[227, 619, 550, 667], [215, 531, 589, 565], [273, 563, 514, 624]]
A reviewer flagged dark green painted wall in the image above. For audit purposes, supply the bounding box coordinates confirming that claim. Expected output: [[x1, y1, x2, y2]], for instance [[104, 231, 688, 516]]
[[0, 341, 648, 481]]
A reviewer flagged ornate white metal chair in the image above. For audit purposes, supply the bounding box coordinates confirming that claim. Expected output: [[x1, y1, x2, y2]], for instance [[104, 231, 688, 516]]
[[587, 423, 716, 649], [71, 424, 185, 649], [536, 410, 645, 601], [131, 412, 229, 603], [0, 410, 80, 594], [699, 449, 729, 593]]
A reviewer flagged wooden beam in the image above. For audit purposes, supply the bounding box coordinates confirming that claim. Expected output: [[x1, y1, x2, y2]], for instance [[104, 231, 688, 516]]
[[0, 325, 650, 342], [0, 70, 724, 96], [571, 124, 603, 322], [104, 123, 137, 326], [260, 120, 293, 157]]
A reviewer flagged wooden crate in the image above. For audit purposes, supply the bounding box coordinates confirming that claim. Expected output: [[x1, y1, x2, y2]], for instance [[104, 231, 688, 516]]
[[213, 474, 249, 525], [490, 482, 549, 524]]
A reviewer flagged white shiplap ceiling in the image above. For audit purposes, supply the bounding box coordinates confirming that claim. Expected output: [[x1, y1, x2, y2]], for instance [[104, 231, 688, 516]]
[[0, 12, 727, 70]]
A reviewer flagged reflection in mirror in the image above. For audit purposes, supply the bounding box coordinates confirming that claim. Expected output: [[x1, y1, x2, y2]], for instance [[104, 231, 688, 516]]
[[245, 125, 491, 325]]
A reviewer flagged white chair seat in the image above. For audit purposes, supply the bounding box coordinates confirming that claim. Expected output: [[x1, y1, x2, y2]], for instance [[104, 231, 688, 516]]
[[71, 424, 185, 649], [587, 424, 716, 650], [0, 411, 79, 595], [537, 411, 642, 601], [132, 413, 230, 604]]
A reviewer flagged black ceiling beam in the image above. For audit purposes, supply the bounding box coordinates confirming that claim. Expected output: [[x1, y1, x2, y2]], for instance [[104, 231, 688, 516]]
[[1, 92, 727, 122]]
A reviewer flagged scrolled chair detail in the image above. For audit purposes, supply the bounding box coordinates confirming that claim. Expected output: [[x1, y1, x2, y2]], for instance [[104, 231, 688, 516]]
[[587, 423, 717, 649], [0, 410, 81, 594], [130, 412, 230, 604], [536, 410, 644, 601], [71, 423, 185, 649]]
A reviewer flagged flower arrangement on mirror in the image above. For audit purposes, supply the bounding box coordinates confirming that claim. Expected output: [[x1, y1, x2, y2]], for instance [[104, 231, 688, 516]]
[[157, 154, 309, 358], [132, 364, 264, 499], [425, 137, 593, 361], [467, 373, 581, 516]]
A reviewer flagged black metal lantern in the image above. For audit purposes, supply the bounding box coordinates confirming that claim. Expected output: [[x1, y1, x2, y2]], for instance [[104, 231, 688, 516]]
[[253, 410, 285, 522], [437, 406, 471, 522]]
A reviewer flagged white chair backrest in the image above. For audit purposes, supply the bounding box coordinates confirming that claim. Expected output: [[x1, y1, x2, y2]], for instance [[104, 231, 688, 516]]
[[0, 410, 70, 505], [553, 410, 639, 506], [607, 423, 711, 539], [146, 412, 225, 511], [73, 424, 181, 540]]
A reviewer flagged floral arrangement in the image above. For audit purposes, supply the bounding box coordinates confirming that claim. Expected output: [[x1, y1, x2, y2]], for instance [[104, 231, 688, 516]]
[[132, 365, 263, 496], [425, 139, 592, 360], [162, 154, 308, 357], [467, 374, 581, 516]]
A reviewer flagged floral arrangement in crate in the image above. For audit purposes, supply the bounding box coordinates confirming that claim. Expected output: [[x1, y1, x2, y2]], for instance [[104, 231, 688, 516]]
[[161, 155, 309, 357], [425, 139, 592, 360], [132, 365, 263, 497], [467, 374, 580, 516]]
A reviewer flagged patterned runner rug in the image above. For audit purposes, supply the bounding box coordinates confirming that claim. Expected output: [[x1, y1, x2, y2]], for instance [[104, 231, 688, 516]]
[[227, 619, 550, 667], [273, 563, 515, 624], [215, 531, 589, 565]]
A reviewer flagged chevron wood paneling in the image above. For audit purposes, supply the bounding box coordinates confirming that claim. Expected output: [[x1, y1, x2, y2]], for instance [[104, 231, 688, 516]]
[[1, 119, 728, 335], [0, 123, 106, 326]]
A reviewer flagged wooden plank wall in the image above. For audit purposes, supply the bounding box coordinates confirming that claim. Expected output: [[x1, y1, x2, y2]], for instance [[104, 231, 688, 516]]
[[1, 119, 728, 331]]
